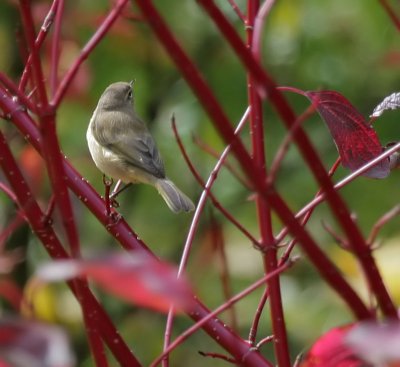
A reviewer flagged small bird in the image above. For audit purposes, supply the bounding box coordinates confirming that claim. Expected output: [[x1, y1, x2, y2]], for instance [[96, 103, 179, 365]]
[[86, 81, 195, 213]]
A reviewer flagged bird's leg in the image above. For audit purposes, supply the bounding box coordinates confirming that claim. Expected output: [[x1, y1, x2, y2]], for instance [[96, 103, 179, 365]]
[[111, 180, 124, 196], [110, 181, 132, 206], [102, 174, 114, 216]]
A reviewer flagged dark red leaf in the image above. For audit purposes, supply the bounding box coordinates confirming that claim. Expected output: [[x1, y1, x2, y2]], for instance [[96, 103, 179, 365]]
[[305, 90, 390, 179]]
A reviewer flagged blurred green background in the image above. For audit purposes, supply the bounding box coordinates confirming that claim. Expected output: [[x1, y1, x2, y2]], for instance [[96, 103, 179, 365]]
[[1, 0, 400, 366]]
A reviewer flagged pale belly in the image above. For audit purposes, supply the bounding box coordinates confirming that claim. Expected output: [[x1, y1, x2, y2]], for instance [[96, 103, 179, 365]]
[[86, 126, 155, 185]]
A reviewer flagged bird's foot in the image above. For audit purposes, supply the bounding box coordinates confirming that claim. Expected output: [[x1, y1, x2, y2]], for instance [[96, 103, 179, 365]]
[[106, 211, 122, 228]]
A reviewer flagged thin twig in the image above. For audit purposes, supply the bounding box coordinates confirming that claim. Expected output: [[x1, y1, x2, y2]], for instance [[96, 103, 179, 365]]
[[269, 102, 317, 183], [367, 205, 400, 245], [193, 135, 252, 189], [251, 0, 275, 60], [321, 220, 349, 249], [0, 182, 18, 203], [248, 287, 268, 345], [209, 211, 238, 332], [50, 0, 65, 97], [256, 335, 274, 350], [172, 116, 259, 246], [199, 351, 237, 364], [275, 158, 341, 254], [289, 143, 400, 237], [227, 0, 246, 23], [52, 0, 129, 107], [19, 0, 59, 93]]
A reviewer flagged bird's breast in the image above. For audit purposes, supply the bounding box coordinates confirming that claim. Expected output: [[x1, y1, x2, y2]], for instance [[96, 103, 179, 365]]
[[86, 123, 131, 182]]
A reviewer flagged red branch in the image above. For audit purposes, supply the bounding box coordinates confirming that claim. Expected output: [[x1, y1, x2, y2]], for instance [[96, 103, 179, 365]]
[[19, 0, 59, 93]]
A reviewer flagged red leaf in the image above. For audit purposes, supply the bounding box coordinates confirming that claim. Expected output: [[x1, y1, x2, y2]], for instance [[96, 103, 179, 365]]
[[38, 252, 193, 313], [300, 324, 368, 367], [305, 90, 390, 179]]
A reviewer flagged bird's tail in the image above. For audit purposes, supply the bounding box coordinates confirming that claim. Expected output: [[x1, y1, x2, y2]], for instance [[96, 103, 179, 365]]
[[155, 179, 195, 213]]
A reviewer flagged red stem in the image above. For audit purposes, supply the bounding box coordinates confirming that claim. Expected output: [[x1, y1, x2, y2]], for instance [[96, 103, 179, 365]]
[[0, 73, 37, 114], [275, 159, 341, 246], [247, 1, 290, 365], [39, 111, 81, 257], [379, 0, 400, 31], [248, 287, 269, 345], [50, 0, 65, 97], [197, 0, 397, 319], [18, 0, 49, 108], [269, 103, 317, 182], [210, 213, 238, 331], [251, 0, 275, 59], [19, 0, 59, 93], [0, 182, 18, 203], [367, 205, 400, 245], [193, 135, 252, 189]]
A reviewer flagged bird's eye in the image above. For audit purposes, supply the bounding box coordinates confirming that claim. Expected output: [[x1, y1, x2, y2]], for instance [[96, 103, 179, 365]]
[[127, 89, 133, 100]]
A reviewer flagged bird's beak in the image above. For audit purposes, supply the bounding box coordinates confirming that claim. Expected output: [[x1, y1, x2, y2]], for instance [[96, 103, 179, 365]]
[[129, 80, 135, 87]]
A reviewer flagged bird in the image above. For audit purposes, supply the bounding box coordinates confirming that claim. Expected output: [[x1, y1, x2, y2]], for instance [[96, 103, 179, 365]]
[[86, 81, 195, 213]]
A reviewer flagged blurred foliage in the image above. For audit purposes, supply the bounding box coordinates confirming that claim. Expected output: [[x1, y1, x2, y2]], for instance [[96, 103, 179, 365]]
[[1, 0, 400, 366]]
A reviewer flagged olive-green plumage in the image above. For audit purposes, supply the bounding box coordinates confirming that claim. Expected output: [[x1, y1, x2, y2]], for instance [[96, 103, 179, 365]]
[[87, 81, 195, 213]]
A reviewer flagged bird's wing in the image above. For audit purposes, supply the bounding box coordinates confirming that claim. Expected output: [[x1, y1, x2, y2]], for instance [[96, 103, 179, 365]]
[[93, 111, 166, 179], [116, 132, 166, 179]]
